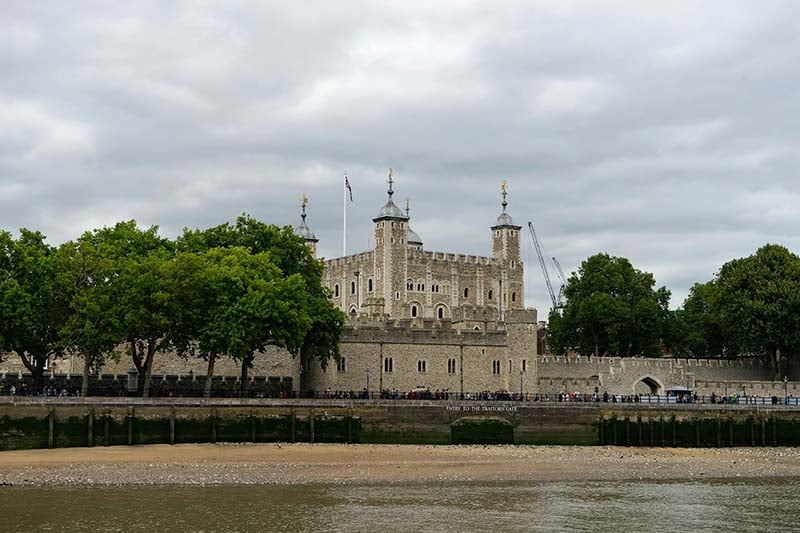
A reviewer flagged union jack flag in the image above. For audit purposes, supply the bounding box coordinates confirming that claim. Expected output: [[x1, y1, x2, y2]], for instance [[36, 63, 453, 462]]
[[345, 174, 353, 202]]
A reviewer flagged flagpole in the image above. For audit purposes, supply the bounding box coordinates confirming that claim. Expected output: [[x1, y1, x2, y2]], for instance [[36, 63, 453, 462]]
[[343, 172, 347, 257]]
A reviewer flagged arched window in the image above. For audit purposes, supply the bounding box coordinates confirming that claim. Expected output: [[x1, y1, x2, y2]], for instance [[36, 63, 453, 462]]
[[406, 279, 413, 290], [488, 289, 493, 300], [368, 278, 373, 292], [437, 306, 444, 319], [512, 291, 516, 302], [334, 284, 340, 297], [411, 304, 418, 318], [349, 306, 357, 316], [417, 360, 426, 372], [351, 281, 356, 295], [384, 357, 393, 373], [463, 287, 469, 298]]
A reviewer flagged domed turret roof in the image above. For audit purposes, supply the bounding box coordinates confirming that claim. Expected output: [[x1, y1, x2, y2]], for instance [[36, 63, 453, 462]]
[[376, 198, 407, 219], [294, 221, 316, 241], [294, 196, 318, 242], [373, 168, 410, 221], [491, 181, 521, 229], [407, 226, 423, 245], [495, 211, 515, 226]]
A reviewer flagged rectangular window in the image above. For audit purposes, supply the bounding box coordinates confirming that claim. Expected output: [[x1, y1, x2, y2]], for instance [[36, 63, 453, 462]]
[[522, 359, 527, 372], [492, 360, 500, 375], [336, 357, 347, 373], [447, 359, 456, 374], [384, 357, 393, 373]]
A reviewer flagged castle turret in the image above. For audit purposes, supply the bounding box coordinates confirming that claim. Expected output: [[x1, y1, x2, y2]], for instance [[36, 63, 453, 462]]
[[373, 169, 409, 317], [491, 181, 524, 316], [405, 198, 423, 251], [294, 194, 318, 257]]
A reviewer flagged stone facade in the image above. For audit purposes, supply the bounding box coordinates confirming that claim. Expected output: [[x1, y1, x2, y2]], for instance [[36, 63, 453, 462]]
[[319, 176, 524, 325], [307, 309, 538, 395]]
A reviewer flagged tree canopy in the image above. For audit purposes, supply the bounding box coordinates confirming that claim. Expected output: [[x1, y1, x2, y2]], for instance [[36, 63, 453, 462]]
[[548, 253, 670, 357], [0, 215, 343, 395]]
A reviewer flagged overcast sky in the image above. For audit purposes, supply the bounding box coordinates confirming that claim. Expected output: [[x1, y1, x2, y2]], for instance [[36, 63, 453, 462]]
[[2, 1, 799, 316]]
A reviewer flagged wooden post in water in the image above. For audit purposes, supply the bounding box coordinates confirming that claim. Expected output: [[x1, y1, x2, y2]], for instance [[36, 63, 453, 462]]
[[309, 411, 315, 444], [660, 416, 665, 447], [695, 419, 700, 447], [773, 416, 778, 446], [346, 409, 353, 444], [104, 414, 110, 446], [127, 407, 134, 446], [87, 409, 94, 447], [290, 412, 296, 443], [671, 417, 676, 446], [169, 408, 175, 445], [251, 410, 257, 443], [761, 418, 766, 446], [598, 418, 605, 445], [729, 418, 734, 447], [716, 417, 721, 448], [48, 408, 54, 449], [750, 418, 755, 446], [211, 409, 217, 443], [637, 415, 642, 446]]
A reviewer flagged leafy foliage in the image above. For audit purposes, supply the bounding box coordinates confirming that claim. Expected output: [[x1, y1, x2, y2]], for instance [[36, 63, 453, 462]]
[[548, 253, 670, 357]]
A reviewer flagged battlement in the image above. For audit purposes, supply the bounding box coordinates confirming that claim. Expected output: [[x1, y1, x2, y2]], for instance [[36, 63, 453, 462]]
[[325, 251, 375, 268], [406, 249, 496, 266], [537, 355, 768, 368], [341, 319, 508, 346]]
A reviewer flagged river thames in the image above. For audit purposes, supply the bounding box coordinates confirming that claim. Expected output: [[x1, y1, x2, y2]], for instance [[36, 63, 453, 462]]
[[1, 477, 799, 532]]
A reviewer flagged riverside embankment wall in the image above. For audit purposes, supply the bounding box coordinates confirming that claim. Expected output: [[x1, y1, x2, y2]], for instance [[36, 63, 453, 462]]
[[2, 399, 800, 450]]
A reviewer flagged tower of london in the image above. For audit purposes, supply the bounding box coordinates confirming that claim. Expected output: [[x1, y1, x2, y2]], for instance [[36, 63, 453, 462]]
[[297, 173, 540, 395], [299, 173, 527, 327]]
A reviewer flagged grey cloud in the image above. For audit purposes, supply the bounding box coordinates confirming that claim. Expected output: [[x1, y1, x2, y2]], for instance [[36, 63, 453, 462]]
[[2, 0, 800, 315]]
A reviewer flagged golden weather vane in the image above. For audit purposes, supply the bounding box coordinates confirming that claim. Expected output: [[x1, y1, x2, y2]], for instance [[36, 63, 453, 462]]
[[501, 180, 507, 193], [301, 194, 308, 206]]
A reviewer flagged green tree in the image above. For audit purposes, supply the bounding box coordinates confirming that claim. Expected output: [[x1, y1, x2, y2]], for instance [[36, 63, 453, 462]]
[[671, 281, 729, 358], [0, 229, 67, 392], [56, 237, 120, 396], [178, 214, 342, 393], [714, 244, 800, 378], [549, 253, 670, 357], [100, 222, 174, 397], [170, 248, 312, 397]]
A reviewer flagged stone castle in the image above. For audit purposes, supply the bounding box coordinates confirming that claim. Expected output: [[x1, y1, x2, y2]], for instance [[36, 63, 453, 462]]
[[0, 173, 790, 398], [297, 174, 539, 394]]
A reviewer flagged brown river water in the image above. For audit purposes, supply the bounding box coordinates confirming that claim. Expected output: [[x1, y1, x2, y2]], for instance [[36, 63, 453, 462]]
[[1, 478, 798, 532]]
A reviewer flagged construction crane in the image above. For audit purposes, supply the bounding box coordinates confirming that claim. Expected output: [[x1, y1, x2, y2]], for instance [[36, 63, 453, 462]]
[[552, 256, 567, 305], [527, 221, 565, 312]]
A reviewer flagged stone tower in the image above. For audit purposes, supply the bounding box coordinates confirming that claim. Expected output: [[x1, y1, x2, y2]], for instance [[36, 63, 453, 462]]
[[294, 194, 318, 257], [491, 182, 524, 319], [373, 169, 409, 317]]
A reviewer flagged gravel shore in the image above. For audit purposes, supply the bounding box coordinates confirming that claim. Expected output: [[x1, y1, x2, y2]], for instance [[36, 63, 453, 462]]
[[0, 443, 799, 486]]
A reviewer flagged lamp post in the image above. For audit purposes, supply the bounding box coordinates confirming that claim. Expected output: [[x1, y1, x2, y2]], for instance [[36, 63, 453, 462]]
[[365, 367, 370, 399], [519, 369, 524, 398]]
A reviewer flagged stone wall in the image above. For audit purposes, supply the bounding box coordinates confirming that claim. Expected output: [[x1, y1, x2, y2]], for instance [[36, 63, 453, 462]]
[[307, 308, 539, 395], [536, 355, 778, 396]]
